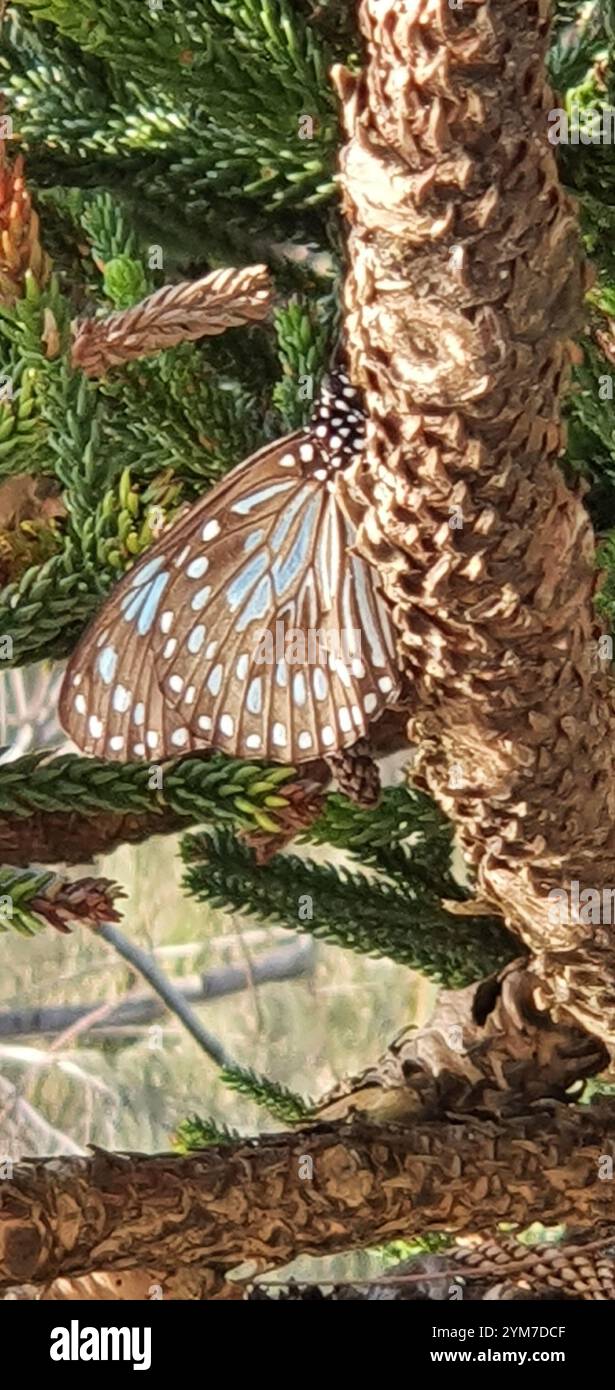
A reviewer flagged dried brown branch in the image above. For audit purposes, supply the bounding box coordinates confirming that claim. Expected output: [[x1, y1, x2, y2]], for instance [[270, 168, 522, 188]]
[[28, 874, 124, 933], [71, 265, 272, 376], [0, 805, 189, 866], [248, 1232, 615, 1299], [308, 963, 608, 1122], [2, 1104, 615, 1289]]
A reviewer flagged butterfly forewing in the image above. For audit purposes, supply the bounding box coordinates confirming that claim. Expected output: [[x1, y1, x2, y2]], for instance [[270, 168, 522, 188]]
[[60, 376, 403, 763]]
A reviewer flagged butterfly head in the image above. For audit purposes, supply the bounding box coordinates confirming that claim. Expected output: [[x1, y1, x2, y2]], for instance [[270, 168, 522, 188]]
[[295, 370, 366, 484]]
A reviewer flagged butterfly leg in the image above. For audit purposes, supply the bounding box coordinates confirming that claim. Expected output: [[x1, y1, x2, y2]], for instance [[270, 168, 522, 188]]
[[326, 737, 381, 808]]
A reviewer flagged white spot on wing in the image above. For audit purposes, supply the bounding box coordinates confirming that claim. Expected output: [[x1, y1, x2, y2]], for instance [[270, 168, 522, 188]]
[[188, 625, 206, 654], [97, 645, 117, 685], [186, 557, 209, 580], [293, 672, 306, 706], [113, 685, 131, 714], [208, 664, 223, 695], [191, 585, 211, 612], [313, 668, 327, 701]]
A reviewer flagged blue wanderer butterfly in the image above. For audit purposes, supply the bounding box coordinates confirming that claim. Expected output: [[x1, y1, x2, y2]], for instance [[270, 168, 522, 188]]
[[59, 370, 403, 764]]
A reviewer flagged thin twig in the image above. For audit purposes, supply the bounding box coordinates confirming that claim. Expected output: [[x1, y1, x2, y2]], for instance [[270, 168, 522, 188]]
[[97, 922, 234, 1068], [254, 1234, 615, 1290], [0, 1075, 84, 1156]]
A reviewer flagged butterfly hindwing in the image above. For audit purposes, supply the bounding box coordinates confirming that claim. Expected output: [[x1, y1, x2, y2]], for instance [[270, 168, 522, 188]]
[[60, 376, 403, 763]]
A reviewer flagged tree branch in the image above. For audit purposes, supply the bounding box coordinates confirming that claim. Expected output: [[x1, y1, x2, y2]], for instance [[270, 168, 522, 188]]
[[2, 1104, 615, 1289], [0, 939, 313, 1039]]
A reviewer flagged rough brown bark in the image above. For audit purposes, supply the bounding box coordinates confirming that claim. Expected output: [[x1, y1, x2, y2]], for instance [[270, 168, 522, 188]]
[[334, 0, 615, 1047], [309, 964, 607, 1121], [0, 807, 190, 866], [2, 1106, 615, 1290]]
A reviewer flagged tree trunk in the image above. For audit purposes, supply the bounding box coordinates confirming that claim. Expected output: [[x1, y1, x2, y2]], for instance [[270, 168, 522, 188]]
[[2, 1104, 615, 1290], [334, 0, 615, 1048]]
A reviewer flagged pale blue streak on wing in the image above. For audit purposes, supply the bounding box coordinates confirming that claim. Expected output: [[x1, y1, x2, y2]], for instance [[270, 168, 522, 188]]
[[270, 484, 312, 550], [314, 502, 333, 612], [129, 554, 166, 588], [244, 529, 265, 554], [136, 572, 170, 636], [121, 586, 148, 623], [236, 575, 273, 631], [272, 495, 319, 598], [231, 480, 295, 516], [226, 552, 269, 613], [351, 555, 386, 667]]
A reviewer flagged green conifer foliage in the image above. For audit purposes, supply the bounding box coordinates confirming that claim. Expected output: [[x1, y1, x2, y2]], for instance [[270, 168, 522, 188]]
[[0, 0, 609, 1008]]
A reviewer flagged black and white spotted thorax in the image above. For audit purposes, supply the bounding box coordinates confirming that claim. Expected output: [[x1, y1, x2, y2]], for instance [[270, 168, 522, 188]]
[[278, 370, 366, 486]]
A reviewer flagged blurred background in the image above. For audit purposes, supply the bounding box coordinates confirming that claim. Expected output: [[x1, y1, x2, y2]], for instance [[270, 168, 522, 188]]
[[0, 662, 433, 1166]]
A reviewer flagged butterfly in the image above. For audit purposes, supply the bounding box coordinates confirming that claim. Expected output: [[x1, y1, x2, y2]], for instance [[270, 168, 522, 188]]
[[59, 370, 403, 765]]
